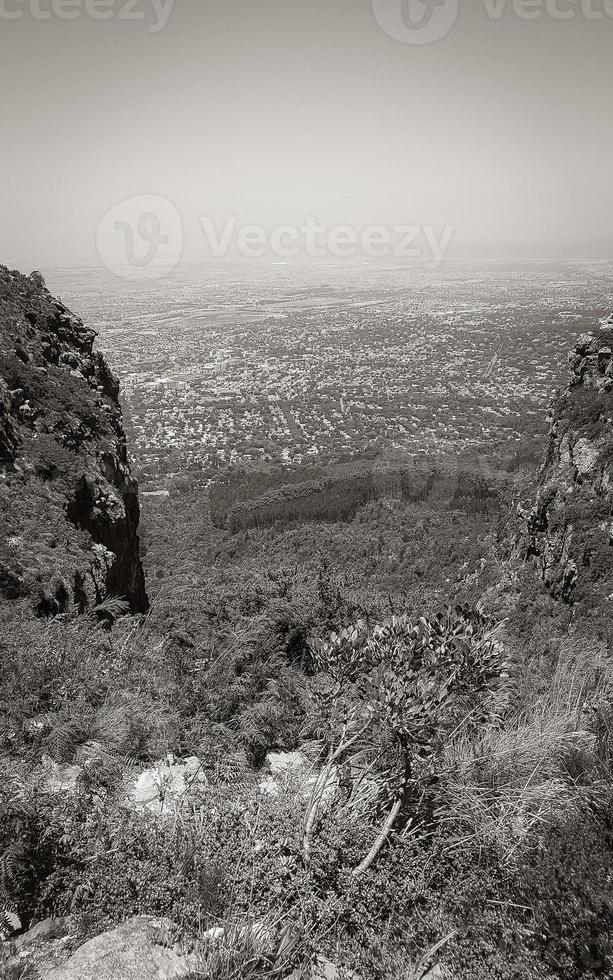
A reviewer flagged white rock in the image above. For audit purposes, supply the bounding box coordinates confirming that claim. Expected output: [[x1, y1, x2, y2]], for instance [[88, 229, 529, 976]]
[[132, 771, 163, 807], [267, 751, 309, 775], [130, 756, 207, 816], [573, 437, 600, 476], [41, 756, 82, 795], [259, 751, 338, 803], [258, 751, 309, 796], [258, 775, 281, 797]]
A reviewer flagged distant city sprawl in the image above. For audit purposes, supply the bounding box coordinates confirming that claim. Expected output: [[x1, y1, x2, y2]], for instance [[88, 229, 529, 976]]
[[52, 262, 612, 491]]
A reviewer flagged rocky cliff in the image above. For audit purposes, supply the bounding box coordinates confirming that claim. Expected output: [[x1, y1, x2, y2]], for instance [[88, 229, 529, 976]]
[[517, 323, 613, 606], [0, 266, 148, 616]]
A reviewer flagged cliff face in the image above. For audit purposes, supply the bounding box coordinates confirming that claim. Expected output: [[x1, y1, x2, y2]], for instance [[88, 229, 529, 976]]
[[516, 325, 613, 605], [0, 266, 148, 616]]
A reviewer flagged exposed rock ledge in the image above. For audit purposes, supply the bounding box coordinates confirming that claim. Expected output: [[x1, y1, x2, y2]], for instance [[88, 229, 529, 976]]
[[515, 326, 613, 604], [0, 266, 147, 615]]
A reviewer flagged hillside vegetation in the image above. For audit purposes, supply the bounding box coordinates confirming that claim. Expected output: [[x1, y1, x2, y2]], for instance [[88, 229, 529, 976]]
[[2, 274, 613, 979]]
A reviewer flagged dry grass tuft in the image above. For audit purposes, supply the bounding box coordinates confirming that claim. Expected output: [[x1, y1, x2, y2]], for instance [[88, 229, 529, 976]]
[[439, 635, 613, 861]]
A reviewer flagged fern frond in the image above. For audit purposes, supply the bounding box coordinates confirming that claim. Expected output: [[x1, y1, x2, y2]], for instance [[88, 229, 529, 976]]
[[47, 720, 86, 764], [1, 842, 28, 891], [0, 906, 21, 940], [93, 704, 132, 751], [214, 750, 251, 785]]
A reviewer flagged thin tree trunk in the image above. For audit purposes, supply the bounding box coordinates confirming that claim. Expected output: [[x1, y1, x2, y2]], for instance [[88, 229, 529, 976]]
[[352, 750, 412, 878], [352, 797, 404, 878]]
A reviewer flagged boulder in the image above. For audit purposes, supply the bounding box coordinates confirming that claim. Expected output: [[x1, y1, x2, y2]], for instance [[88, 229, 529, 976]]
[[13, 917, 72, 952], [313, 956, 359, 979], [42, 916, 200, 980], [41, 755, 82, 794], [2, 917, 75, 978], [259, 751, 310, 796], [267, 751, 309, 776], [130, 755, 207, 815], [259, 751, 338, 803]]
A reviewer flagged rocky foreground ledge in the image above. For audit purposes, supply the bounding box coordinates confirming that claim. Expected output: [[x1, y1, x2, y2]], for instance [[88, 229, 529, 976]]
[[0, 267, 147, 616], [4, 913, 374, 980]]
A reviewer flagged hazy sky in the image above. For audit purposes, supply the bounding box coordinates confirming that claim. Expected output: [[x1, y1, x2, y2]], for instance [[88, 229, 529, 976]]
[[1, 0, 612, 270]]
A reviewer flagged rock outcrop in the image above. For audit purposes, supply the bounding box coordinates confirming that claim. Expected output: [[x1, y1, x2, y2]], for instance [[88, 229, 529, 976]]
[[130, 754, 207, 815], [12, 915, 292, 980], [258, 750, 340, 803], [0, 266, 147, 615], [516, 325, 613, 605], [2, 916, 74, 978], [43, 916, 200, 980]]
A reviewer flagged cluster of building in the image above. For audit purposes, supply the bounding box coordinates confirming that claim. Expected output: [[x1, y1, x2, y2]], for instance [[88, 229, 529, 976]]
[[56, 263, 613, 491]]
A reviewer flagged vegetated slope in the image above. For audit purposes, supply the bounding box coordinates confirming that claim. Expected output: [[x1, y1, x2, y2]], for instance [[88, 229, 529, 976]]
[[0, 266, 147, 616], [517, 327, 613, 609], [4, 294, 613, 980]]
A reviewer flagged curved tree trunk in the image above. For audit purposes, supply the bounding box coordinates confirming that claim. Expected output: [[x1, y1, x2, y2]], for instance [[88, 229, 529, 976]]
[[352, 749, 412, 879], [352, 797, 404, 878]]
